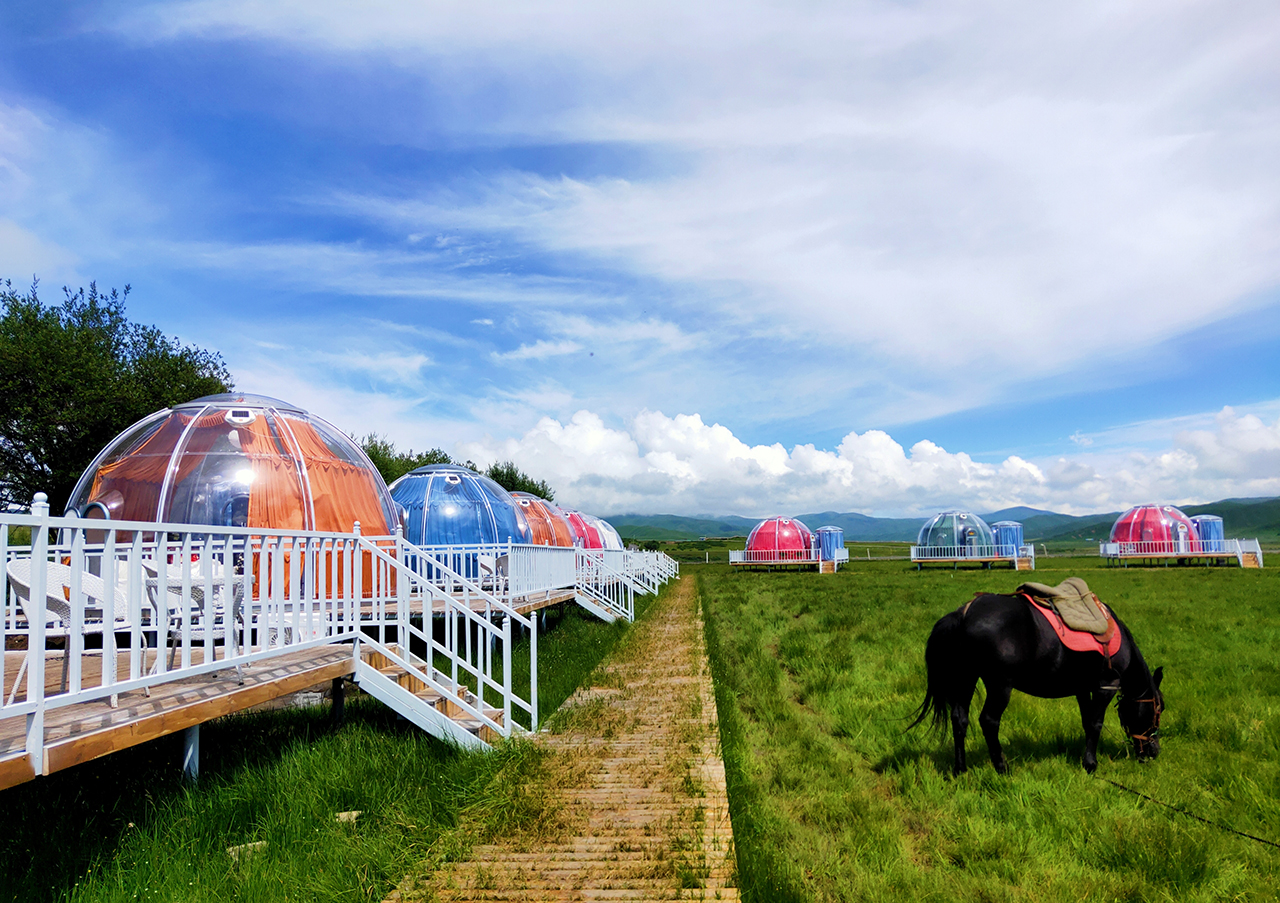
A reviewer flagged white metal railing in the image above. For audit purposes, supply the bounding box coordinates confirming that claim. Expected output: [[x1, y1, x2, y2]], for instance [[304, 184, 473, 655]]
[[832, 547, 850, 563], [729, 548, 821, 564], [508, 544, 577, 598], [360, 532, 538, 734], [1100, 538, 1263, 566], [574, 549, 634, 621], [910, 543, 1034, 562], [2, 496, 682, 775], [2, 495, 374, 774]]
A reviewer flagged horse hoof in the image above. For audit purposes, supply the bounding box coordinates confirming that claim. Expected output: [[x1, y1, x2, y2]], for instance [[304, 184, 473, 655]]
[[1083, 761, 1097, 774]]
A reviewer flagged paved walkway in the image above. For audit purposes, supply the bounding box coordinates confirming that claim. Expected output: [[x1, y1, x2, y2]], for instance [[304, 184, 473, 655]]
[[399, 575, 737, 902]]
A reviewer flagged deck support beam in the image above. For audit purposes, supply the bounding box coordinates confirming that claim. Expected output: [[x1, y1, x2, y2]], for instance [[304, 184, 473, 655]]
[[330, 677, 345, 726], [182, 724, 199, 783]]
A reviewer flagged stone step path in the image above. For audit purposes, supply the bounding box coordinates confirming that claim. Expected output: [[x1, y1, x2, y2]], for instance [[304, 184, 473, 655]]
[[393, 575, 737, 902]]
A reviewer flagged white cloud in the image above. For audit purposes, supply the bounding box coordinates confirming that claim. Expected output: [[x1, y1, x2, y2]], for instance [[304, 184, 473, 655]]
[[491, 339, 583, 362], [456, 404, 1280, 517]]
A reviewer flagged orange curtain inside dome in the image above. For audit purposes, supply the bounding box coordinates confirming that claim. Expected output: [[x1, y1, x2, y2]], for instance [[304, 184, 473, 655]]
[[279, 417, 392, 534]]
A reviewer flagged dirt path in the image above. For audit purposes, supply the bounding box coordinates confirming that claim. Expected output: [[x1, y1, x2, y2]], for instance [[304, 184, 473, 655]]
[[398, 574, 737, 902]]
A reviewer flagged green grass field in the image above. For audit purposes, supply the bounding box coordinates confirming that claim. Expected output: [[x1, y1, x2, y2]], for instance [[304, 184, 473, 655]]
[[700, 558, 1280, 902], [0, 596, 650, 903]]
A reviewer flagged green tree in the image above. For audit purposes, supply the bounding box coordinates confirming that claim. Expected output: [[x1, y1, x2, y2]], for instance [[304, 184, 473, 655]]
[[485, 460, 555, 501], [358, 434, 452, 486], [0, 279, 233, 513]]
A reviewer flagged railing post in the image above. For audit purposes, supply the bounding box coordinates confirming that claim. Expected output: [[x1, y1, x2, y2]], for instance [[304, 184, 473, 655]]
[[395, 525, 408, 653], [529, 611, 538, 731], [502, 614, 512, 734], [26, 493, 49, 775]]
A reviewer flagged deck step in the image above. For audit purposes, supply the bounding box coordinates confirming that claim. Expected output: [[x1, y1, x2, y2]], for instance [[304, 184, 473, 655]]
[[1242, 553, 1261, 569]]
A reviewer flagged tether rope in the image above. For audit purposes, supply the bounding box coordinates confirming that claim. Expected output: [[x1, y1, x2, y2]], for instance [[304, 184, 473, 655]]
[[1100, 778, 1280, 850]]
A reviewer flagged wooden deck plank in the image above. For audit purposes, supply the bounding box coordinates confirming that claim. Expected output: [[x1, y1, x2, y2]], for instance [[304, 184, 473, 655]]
[[0, 751, 34, 789]]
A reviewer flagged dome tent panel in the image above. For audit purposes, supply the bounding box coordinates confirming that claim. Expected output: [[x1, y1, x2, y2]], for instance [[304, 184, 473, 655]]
[[389, 464, 530, 547], [510, 492, 575, 547], [68, 394, 397, 534], [917, 510, 995, 553]]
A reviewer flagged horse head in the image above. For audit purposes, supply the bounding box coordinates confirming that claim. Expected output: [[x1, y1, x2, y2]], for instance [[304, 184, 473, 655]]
[[1118, 665, 1163, 761]]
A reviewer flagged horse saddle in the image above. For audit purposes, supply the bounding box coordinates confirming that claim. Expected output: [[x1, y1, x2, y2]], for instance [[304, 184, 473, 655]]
[[1017, 577, 1111, 636]]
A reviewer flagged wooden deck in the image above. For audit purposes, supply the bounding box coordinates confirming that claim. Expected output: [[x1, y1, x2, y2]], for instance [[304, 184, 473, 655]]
[[0, 645, 354, 791], [0, 586, 579, 793], [913, 556, 1023, 569]]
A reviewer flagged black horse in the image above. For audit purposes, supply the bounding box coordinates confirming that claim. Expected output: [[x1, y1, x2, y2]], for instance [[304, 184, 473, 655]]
[[909, 592, 1163, 774]]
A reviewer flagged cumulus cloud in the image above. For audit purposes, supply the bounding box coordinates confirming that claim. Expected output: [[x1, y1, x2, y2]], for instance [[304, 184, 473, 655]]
[[456, 405, 1280, 517]]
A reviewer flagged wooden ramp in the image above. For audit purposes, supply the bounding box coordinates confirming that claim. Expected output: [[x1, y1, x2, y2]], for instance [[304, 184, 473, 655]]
[[391, 574, 737, 902], [0, 646, 354, 791]]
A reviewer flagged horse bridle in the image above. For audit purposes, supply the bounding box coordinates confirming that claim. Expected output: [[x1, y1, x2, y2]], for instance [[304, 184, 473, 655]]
[[1124, 694, 1163, 744]]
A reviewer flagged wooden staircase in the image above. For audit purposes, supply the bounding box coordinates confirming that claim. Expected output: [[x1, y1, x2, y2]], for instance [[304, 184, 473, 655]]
[[355, 647, 504, 745], [1241, 552, 1262, 569]]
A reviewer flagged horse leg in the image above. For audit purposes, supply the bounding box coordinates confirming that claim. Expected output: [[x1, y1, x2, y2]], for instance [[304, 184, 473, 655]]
[[978, 680, 1013, 774], [1077, 690, 1114, 774], [950, 676, 978, 775]]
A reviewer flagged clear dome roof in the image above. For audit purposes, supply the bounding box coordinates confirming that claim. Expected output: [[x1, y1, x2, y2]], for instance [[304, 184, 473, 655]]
[[917, 510, 994, 548], [389, 464, 530, 546], [510, 492, 575, 547], [558, 507, 602, 549], [583, 514, 624, 550], [746, 516, 813, 553], [1110, 505, 1194, 543], [67, 394, 398, 533]]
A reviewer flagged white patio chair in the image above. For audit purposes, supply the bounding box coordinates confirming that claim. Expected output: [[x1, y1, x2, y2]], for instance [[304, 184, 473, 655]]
[[5, 558, 140, 704], [141, 560, 245, 681]]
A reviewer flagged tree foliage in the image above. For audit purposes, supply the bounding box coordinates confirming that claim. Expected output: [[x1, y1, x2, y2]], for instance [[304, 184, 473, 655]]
[[0, 279, 233, 513], [485, 460, 555, 501], [358, 434, 453, 487], [357, 435, 556, 502]]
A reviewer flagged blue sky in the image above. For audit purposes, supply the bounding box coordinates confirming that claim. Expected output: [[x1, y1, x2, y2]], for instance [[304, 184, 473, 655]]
[[3, 2, 1279, 517]]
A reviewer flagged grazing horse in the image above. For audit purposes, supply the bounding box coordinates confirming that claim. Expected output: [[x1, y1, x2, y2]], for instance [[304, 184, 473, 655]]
[[908, 592, 1163, 774]]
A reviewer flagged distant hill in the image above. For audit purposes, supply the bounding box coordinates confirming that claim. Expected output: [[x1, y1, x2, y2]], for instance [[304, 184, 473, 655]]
[[1035, 496, 1280, 543], [794, 511, 925, 542], [606, 514, 758, 541], [605, 497, 1280, 543]]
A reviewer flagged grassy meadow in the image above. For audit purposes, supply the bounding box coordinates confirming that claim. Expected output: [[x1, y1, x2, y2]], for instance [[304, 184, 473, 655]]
[[0, 596, 650, 903], [700, 557, 1280, 902]]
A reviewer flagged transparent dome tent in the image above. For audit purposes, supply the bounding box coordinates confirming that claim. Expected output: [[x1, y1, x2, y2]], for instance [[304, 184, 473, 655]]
[[916, 510, 995, 552], [559, 507, 603, 549], [510, 492, 575, 547], [68, 393, 398, 534], [389, 464, 530, 547], [584, 514, 625, 551]]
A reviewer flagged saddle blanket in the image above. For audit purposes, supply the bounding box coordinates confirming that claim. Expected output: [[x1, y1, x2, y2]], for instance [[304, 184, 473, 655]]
[[1028, 600, 1121, 657]]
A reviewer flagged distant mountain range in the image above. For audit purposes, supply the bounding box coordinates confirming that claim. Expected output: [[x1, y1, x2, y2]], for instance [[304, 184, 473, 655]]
[[604, 497, 1280, 542]]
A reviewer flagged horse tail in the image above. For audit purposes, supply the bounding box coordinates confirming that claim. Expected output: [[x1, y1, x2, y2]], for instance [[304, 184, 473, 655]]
[[907, 609, 966, 733]]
